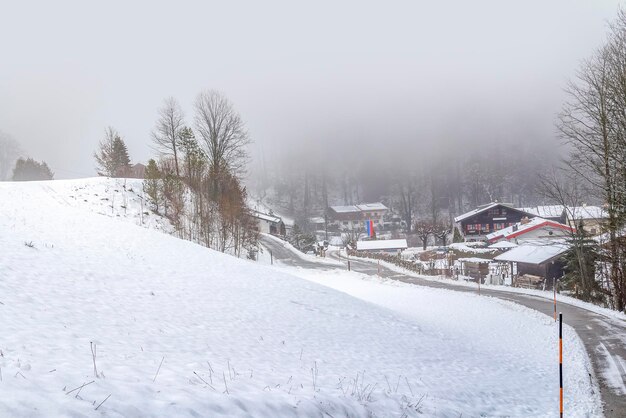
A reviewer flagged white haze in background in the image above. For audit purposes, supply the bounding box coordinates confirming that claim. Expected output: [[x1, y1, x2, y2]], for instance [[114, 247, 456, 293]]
[[0, 0, 624, 178]]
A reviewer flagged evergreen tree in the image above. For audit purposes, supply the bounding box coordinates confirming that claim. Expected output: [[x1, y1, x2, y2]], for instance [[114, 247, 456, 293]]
[[94, 127, 131, 177], [143, 159, 160, 212], [452, 226, 463, 243], [561, 221, 602, 302], [288, 224, 316, 253], [112, 136, 131, 177], [12, 157, 54, 181]]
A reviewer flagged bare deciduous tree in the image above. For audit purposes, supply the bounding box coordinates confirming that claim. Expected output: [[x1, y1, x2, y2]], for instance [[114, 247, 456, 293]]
[[152, 97, 185, 177], [94, 127, 118, 177], [557, 10, 626, 311], [194, 90, 251, 197], [414, 220, 433, 250]]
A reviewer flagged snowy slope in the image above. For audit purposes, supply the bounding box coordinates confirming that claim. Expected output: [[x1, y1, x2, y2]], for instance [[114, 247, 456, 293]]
[[0, 179, 601, 417]]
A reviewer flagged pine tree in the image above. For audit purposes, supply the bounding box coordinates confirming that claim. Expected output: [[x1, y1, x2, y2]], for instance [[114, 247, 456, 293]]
[[12, 158, 54, 181], [112, 136, 131, 177], [94, 127, 131, 178], [453, 226, 463, 243], [143, 159, 160, 212], [561, 221, 602, 302]]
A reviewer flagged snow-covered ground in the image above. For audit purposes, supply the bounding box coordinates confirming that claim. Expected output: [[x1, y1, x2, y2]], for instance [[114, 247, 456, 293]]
[[0, 178, 602, 416]]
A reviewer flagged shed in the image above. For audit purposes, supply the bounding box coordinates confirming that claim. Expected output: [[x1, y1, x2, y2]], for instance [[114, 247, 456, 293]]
[[356, 239, 408, 253], [494, 241, 569, 287]]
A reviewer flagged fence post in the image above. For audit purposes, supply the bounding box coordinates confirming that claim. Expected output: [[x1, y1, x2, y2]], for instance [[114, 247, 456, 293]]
[[270, 250, 273, 265], [559, 312, 563, 418]]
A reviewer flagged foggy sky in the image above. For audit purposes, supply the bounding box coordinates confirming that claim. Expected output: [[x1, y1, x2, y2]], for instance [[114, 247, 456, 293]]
[[1, 0, 624, 179]]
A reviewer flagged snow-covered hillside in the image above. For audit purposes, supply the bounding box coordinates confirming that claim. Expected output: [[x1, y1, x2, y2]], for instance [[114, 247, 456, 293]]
[[0, 178, 601, 417]]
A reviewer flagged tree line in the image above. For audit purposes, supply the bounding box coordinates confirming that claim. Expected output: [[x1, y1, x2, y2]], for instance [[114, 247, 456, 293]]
[[253, 125, 555, 247], [0, 131, 54, 181], [94, 90, 258, 257]]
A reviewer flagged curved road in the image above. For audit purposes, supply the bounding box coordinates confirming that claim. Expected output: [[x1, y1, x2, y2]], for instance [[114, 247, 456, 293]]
[[259, 235, 626, 417]]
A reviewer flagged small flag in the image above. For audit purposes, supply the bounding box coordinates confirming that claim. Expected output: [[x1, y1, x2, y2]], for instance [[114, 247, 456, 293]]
[[365, 220, 375, 237]]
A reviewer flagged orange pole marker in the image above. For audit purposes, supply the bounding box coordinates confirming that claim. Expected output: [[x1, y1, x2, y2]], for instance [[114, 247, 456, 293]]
[[559, 312, 563, 417]]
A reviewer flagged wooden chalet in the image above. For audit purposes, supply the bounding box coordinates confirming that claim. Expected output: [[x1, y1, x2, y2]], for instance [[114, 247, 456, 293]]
[[454, 203, 537, 241]]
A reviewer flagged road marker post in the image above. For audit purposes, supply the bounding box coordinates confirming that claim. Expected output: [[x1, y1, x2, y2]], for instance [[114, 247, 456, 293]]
[[270, 250, 273, 265], [559, 312, 563, 418], [378, 260, 380, 276]]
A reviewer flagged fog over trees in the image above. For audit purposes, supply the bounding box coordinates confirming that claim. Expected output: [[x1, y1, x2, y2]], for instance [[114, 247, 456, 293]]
[[250, 134, 560, 227]]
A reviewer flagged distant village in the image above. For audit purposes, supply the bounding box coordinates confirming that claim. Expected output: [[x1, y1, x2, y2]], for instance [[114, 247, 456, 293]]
[[249, 199, 610, 293]]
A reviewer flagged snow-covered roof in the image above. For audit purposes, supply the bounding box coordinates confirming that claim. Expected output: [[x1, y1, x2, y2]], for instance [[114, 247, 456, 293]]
[[485, 217, 573, 243], [357, 239, 408, 251], [247, 196, 294, 226], [494, 241, 569, 264], [454, 202, 520, 223], [330, 203, 388, 213], [569, 205, 607, 220], [309, 216, 326, 224], [356, 203, 387, 211], [251, 211, 282, 224], [330, 205, 360, 213], [488, 241, 518, 249], [517, 205, 565, 218]]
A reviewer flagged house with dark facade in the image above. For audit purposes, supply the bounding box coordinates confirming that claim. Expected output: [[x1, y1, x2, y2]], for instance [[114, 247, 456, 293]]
[[454, 202, 537, 241]]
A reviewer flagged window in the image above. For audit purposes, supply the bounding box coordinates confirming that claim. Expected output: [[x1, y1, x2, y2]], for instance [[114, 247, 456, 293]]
[[488, 208, 499, 216]]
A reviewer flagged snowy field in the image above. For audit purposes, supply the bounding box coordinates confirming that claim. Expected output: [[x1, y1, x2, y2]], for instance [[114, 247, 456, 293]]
[[0, 178, 601, 417]]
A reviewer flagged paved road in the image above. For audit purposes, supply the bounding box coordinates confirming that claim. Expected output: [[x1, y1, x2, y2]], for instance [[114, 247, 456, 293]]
[[259, 235, 334, 269], [259, 236, 626, 417]]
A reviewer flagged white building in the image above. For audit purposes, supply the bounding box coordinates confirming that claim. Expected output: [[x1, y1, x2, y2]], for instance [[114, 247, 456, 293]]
[[251, 211, 285, 236], [486, 217, 574, 244], [328, 202, 388, 231], [356, 238, 408, 253]]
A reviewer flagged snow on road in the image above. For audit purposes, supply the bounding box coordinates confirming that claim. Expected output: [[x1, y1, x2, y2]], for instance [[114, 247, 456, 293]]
[[0, 178, 602, 416]]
